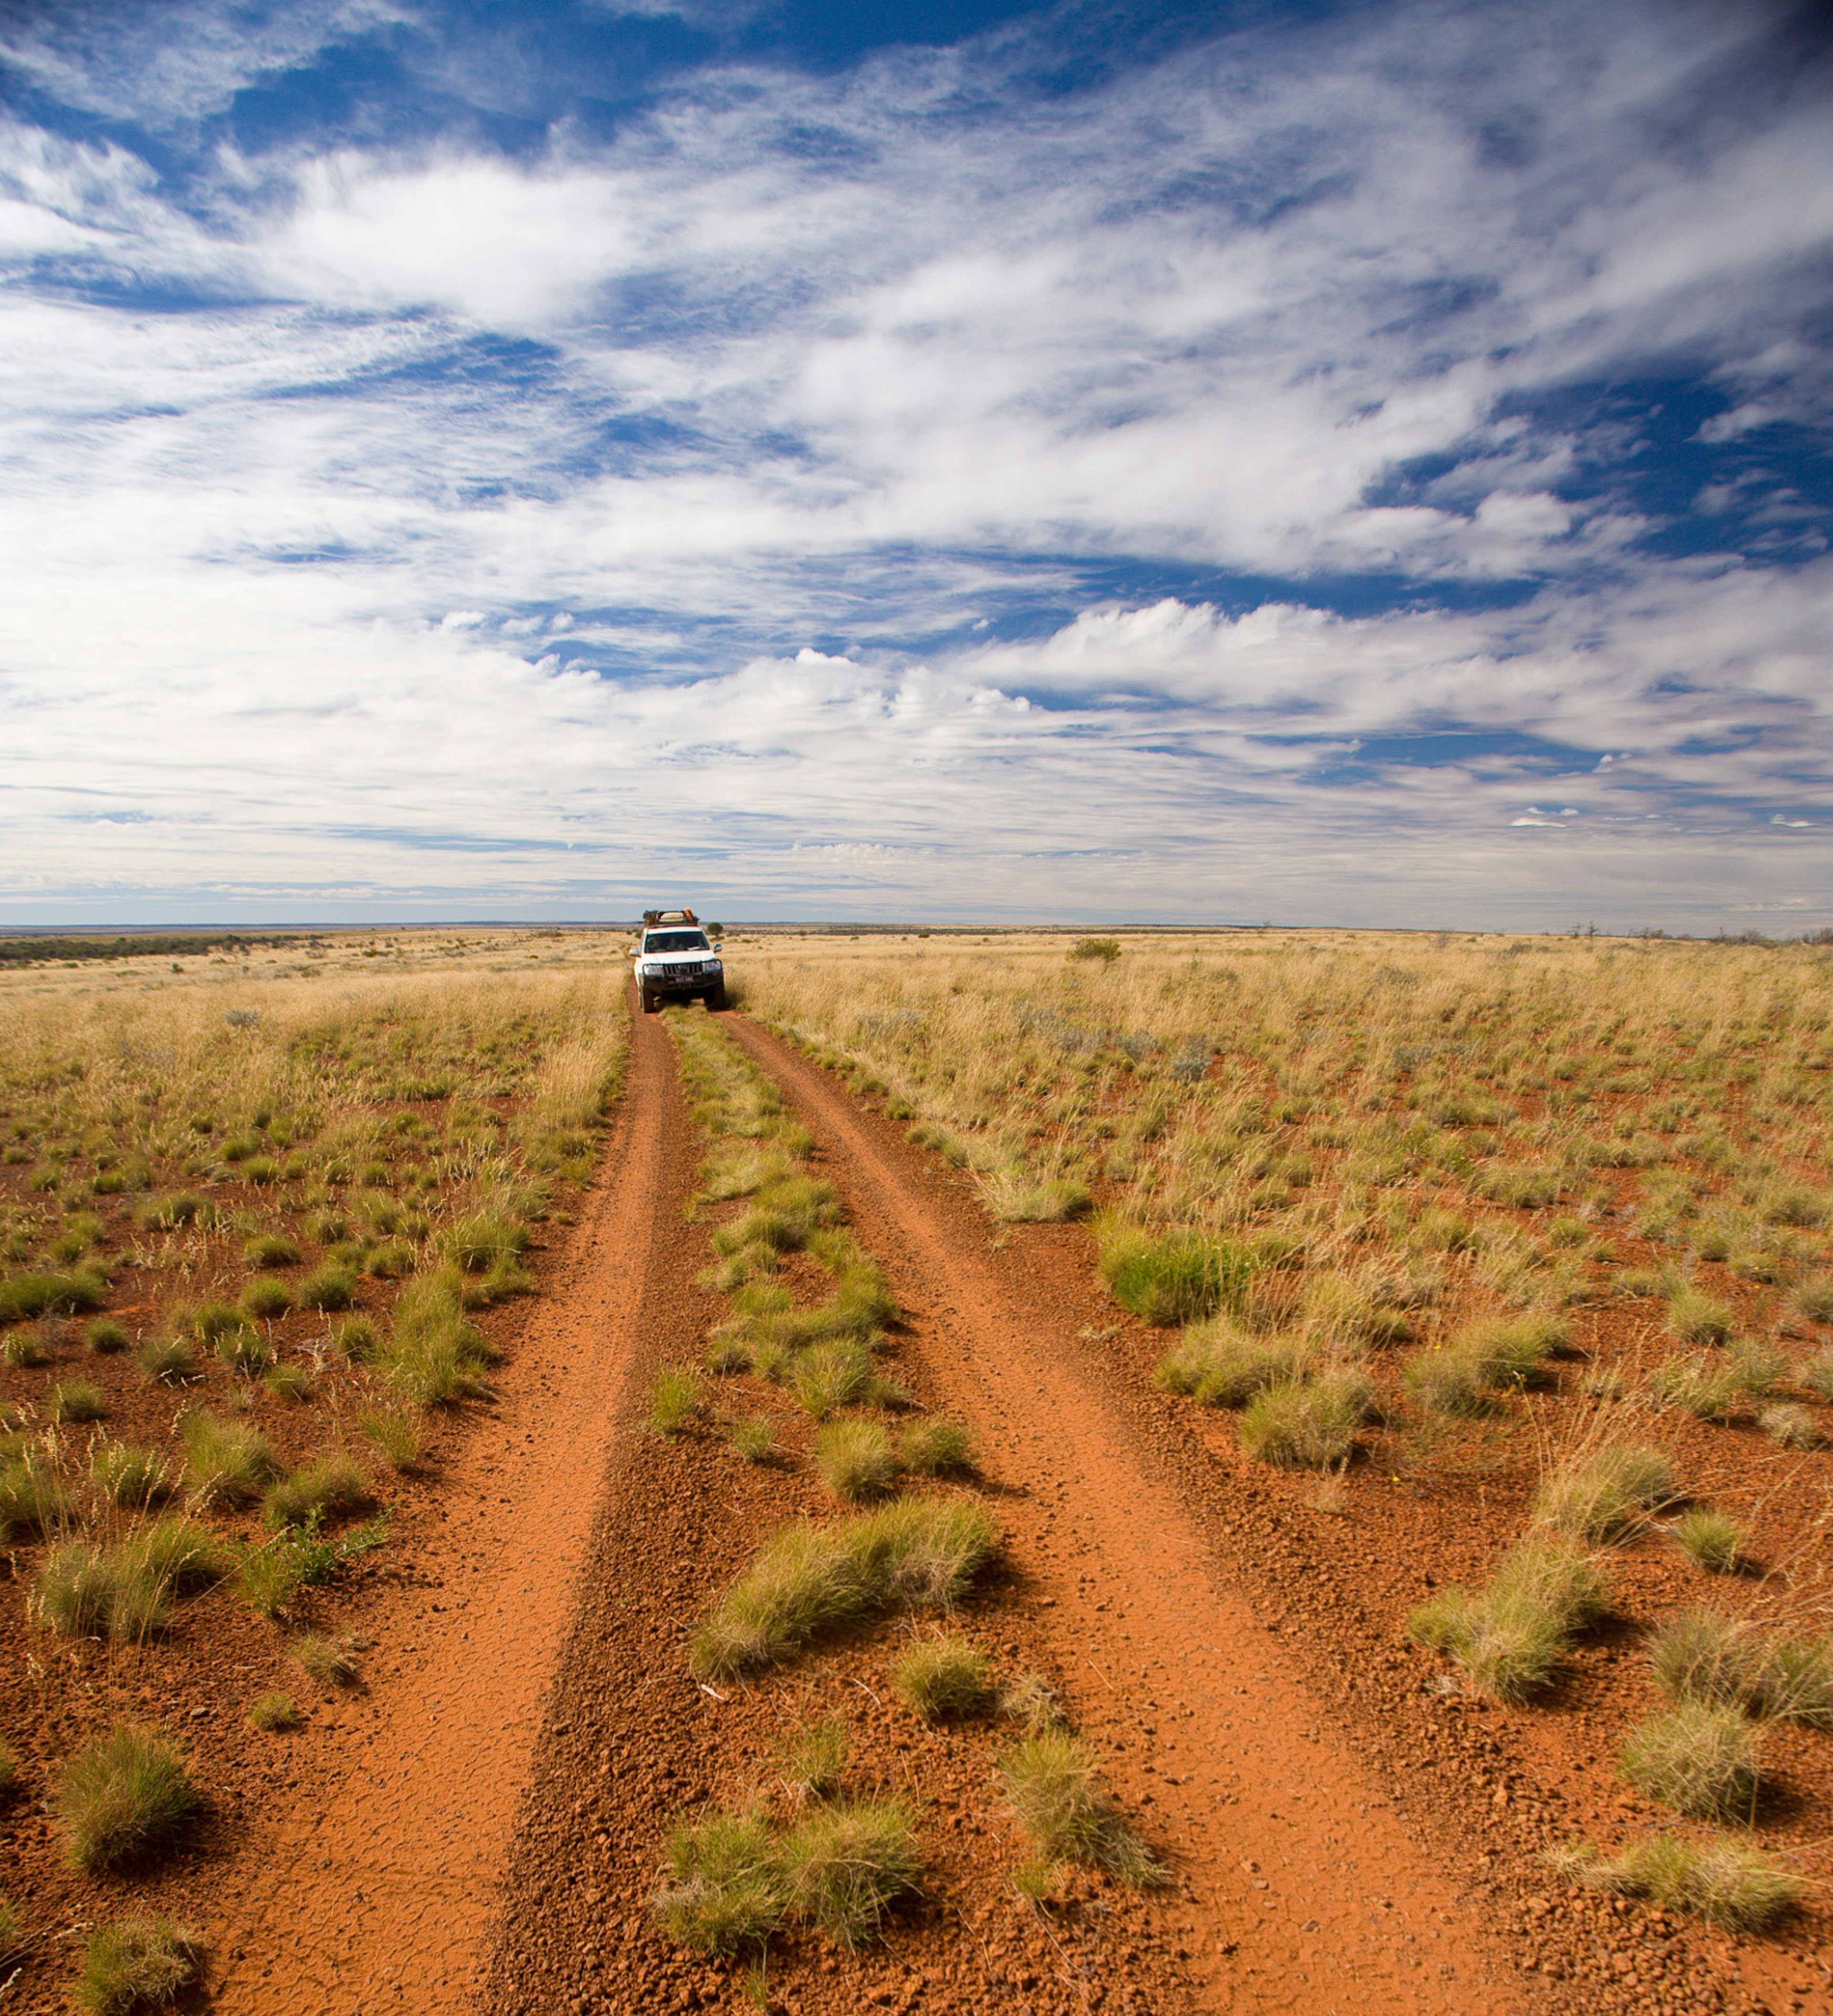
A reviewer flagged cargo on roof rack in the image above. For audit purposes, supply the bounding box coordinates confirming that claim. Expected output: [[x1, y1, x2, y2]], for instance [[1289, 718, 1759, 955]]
[[642, 907, 698, 926]]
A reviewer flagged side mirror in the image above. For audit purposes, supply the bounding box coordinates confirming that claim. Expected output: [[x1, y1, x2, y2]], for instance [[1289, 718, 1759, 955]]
[[713, 942, 723, 953], [627, 947, 639, 957]]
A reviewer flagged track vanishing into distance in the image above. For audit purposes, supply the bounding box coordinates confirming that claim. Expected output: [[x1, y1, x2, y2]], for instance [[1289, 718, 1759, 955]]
[[214, 998, 1550, 2014], [209, 999, 681, 2015], [715, 1015, 1536, 2016]]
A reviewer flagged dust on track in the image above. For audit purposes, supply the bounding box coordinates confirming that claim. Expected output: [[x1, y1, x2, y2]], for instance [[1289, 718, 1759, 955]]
[[208, 994, 673, 2016], [720, 1013, 1542, 2016]]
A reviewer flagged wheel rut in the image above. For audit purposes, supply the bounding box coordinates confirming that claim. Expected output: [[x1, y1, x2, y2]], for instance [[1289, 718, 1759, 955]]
[[724, 1014, 1544, 2016], [210, 998, 672, 2016]]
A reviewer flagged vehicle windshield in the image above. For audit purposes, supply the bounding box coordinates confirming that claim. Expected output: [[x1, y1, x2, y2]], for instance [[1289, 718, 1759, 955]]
[[646, 930, 709, 953]]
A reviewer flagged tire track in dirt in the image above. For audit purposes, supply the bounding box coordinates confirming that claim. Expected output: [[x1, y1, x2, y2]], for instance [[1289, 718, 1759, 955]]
[[724, 1014, 1545, 2016], [210, 999, 672, 2016]]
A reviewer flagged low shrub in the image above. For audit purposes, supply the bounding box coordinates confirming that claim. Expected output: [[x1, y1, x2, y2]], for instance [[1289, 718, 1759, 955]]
[[999, 1732, 1160, 1885], [1549, 1831, 1798, 1929], [1620, 1703, 1759, 1819], [813, 1419, 897, 1501], [84, 1318, 128, 1355], [55, 1725, 200, 1871], [692, 1496, 997, 1677], [135, 1192, 207, 1231], [1409, 1538, 1607, 1701], [891, 1634, 995, 1719], [1239, 1370, 1370, 1469], [1533, 1444, 1675, 1542], [76, 1915, 202, 2016]]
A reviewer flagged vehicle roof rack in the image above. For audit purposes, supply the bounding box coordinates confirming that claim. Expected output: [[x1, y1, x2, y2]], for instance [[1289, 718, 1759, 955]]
[[642, 907, 698, 927]]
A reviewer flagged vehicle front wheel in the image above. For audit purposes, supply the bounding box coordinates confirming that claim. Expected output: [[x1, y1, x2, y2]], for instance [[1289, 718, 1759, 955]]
[[704, 985, 727, 1011], [640, 988, 658, 1014]]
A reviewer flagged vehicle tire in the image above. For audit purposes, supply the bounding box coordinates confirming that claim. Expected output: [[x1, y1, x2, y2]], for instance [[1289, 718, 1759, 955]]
[[704, 985, 727, 1012], [640, 988, 657, 1014]]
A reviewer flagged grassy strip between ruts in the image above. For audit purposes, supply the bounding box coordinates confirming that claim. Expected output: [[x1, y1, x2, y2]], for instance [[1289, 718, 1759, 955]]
[[645, 1005, 1161, 1969]]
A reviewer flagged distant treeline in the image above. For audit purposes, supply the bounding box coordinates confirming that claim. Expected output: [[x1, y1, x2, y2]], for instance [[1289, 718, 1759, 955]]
[[0, 933, 316, 966]]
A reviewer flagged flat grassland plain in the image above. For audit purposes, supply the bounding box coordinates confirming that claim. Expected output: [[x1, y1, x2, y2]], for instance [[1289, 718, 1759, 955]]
[[3, 925, 1831, 2016]]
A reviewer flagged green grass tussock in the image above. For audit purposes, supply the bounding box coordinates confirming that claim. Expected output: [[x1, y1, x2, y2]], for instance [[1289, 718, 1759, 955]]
[[891, 1634, 995, 1719], [646, 1367, 702, 1438], [1098, 1222, 1252, 1326], [897, 1417, 975, 1475], [653, 1808, 783, 1955], [652, 1798, 924, 1955], [1533, 1444, 1675, 1542], [813, 1418, 897, 1501], [76, 1916, 202, 2016], [246, 1692, 302, 1732], [691, 1496, 997, 1677], [999, 1732, 1161, 1886], [1409, 1538, 1607, 1701], [1620, 1703, 1759, 1819], [1549, 1832, 1798, 1929], [0, 1447, 75, 1538], [180, 1409, 280, 1506], [1672, 1510, 1749, 1575], [778, 1797, 923, 1947], [56, 1725, 200, 1872], [1238, 1369, 1371, 1469], [263, 1452, 370, 1530], [1156, 1320, 1314, 1407]]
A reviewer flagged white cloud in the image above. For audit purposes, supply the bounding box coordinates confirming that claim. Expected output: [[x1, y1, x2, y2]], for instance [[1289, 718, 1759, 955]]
[[0, 0, 1827, 925]]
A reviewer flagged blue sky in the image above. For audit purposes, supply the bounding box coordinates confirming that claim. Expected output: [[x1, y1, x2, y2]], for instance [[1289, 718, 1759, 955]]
[[0, 0, 1829, 928]]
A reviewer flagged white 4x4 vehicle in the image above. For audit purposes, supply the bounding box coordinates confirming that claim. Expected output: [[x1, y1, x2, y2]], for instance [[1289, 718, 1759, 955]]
[[631, 907, 726, 1013]]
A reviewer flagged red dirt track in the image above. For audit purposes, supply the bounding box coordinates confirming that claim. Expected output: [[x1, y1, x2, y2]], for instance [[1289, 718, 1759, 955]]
[[207, 1000, 676, 2014], [718, 1015, 1538, 2016]]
